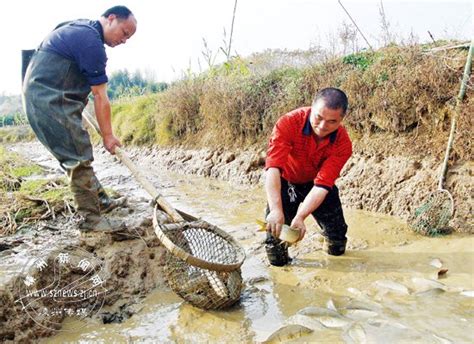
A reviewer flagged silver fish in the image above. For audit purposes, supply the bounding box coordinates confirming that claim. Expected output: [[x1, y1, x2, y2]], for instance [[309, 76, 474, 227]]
[[460, 290, 474, 297], [327, 298, 338, 311], [344, 309, 378, 320], [344, 323, 367, 344], [316, 316, 352, 328], [415, 287, 446, 297], [374, 279, 410, 295], [430, 258, 443, 268], [298, 306, 342, 318], [287, 314, 326, 331], [411, 277, 446, 292]]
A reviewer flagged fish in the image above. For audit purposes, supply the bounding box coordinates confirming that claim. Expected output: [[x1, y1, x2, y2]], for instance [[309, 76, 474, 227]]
[[316, 316, 352, 328], [460, 290, 474, 297], [256, 219, 267, 232], [298, 306, 342, 318], [430, 258, 443, 268], [246, 276, 269, 285], [344, 309, 378, 320], [204, 270, 228, 298], [367, 318, 407, 329], [287, 314, 326, 330], [344, 323, 367, 344], [327, 298, 338, 312], [297, 304, 352, 328], [262, 324, 313, 343], [255, 219, 300, 244], [374, 279, 410, 295], [415, 287, 445, 297], [411, 277, 446, 292], [346, 298, 383, 312]]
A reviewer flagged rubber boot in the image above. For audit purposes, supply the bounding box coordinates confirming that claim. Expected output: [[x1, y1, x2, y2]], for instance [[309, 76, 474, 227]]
[[324, 238, 347, 256], [265, 234, 291, 266], [68, 163, 122, 233], [90, 174, 128, 213]]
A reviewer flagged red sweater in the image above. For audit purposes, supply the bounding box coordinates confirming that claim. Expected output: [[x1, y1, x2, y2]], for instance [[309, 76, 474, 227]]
[[265, 107, 352, 189]]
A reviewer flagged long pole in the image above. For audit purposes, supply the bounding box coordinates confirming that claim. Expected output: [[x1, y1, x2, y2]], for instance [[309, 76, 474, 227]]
[[438, 38, 474, 190], [338, 0, 374, 51], [226, 0, 238, 59]]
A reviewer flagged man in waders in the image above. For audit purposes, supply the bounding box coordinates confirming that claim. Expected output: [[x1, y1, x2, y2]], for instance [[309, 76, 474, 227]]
[[22, 6, 137, 232], [264, 88, 353, 266]]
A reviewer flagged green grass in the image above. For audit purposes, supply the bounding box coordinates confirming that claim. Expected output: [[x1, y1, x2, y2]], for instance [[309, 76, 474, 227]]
[[11, 165, 43, 178]]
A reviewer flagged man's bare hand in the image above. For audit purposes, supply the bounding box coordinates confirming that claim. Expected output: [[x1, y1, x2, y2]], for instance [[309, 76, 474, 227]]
[[266, 209, 285, 239], [290, 215, 307, 241], [103, 134, 122, 154]]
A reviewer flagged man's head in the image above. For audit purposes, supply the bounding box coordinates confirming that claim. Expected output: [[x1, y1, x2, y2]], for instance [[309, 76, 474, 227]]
[[310, 87, 348, 139], [100, 6, 137, 47]]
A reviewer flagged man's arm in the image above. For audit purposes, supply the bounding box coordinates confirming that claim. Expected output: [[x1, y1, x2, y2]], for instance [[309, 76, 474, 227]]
[[291, 186, 329, 241], [265, 167, 285, 238], [90, 83, 121, 154]]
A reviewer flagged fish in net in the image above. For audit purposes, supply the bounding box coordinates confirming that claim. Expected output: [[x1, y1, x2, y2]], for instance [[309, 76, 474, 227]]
[[153, 215, 246, 310]]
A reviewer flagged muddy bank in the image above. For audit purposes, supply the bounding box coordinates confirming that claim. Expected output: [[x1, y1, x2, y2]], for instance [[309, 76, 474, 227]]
[[0, 178, 169, 342], [122, 143, 472, 233]]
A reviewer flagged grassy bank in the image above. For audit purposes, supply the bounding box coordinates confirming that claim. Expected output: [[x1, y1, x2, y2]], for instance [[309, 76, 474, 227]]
[[0, 147, 72, 236], [110, 42, 472, 162], [0, 125, 35, 143]]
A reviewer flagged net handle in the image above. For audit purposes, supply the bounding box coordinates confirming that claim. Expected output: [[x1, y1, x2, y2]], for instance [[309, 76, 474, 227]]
[[438, 38, 474, 190], [82, 109, 184, 223], [152, 206, 245, 272]]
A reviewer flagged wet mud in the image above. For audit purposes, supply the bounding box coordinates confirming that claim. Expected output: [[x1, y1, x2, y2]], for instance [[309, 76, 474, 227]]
[[1, 142, 473, 343], [120, 144, 472, 233]]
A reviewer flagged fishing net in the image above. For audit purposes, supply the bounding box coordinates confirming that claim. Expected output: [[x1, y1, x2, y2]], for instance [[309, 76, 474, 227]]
[[153, 210, 245, 310], [409, 190, 454, 236]]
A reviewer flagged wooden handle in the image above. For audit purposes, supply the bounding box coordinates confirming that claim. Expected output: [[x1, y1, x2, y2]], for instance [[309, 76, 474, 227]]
[[438, 38, 474, 190], [82, 109, 184, 223]]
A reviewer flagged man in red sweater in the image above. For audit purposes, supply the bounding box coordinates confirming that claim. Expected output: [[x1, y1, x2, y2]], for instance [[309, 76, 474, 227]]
[[264, 88, 352, 266]]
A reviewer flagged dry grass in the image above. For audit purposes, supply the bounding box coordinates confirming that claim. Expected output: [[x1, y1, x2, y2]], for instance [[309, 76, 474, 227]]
[[110, 42, 471, 161], [0, 125, 35, 143], [0, 147, 73, 236]]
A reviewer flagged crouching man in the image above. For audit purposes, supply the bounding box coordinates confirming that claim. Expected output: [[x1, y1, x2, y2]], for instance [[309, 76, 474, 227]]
[[264, 88, 353, 266]]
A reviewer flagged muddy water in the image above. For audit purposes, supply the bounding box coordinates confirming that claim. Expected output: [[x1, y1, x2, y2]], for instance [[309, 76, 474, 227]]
[[10, 143, 473, 343]]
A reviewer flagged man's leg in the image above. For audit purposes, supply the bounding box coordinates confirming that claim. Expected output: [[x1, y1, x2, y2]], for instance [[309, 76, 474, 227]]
[[311, 186, 348, 256], [67, 162, 118, 232], [264, 179, 301, 266]]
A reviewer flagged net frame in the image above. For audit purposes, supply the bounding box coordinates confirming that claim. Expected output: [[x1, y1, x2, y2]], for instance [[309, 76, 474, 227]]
[[152, 205, 246, 309], [153, 206, 246, 272], [410, 189, 454, 236]]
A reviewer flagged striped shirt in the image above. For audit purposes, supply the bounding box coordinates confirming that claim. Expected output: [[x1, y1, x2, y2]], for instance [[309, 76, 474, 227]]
[[265, 107, 352, 190]]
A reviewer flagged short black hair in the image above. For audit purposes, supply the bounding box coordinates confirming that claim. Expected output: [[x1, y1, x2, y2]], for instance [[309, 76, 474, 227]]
[[102, 6, 133, 19], [313, 87, 349, 115]]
